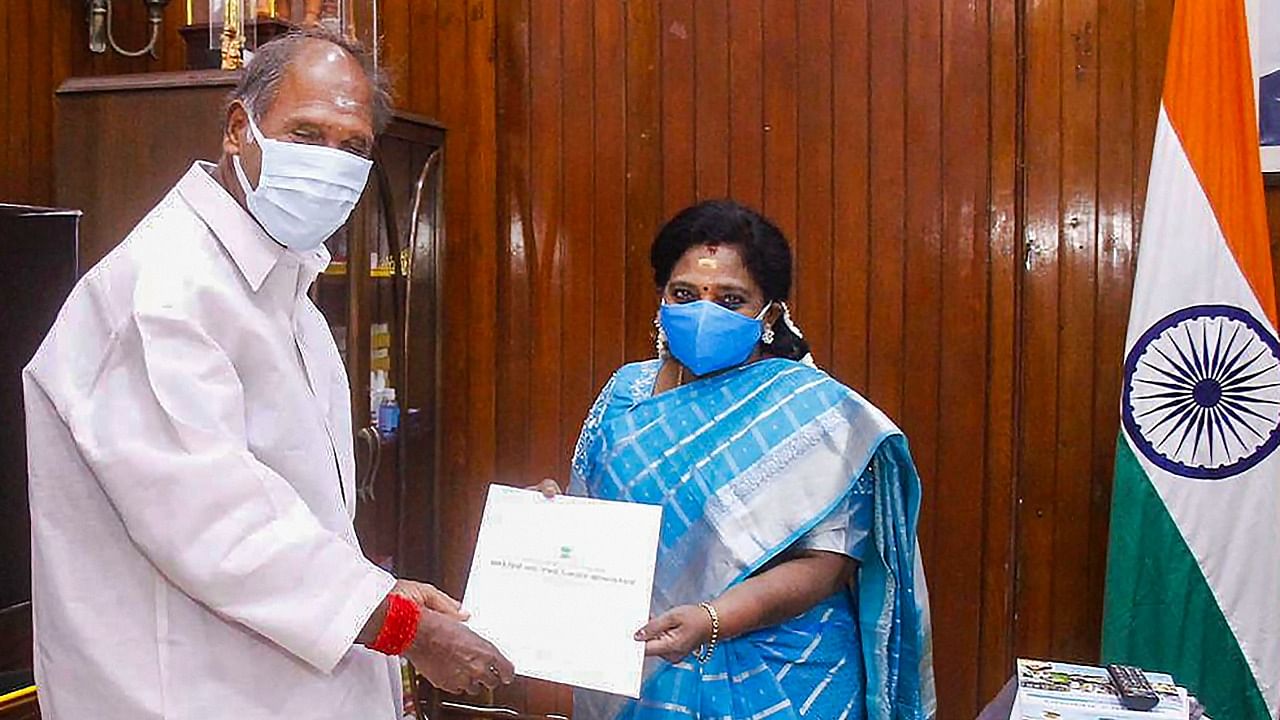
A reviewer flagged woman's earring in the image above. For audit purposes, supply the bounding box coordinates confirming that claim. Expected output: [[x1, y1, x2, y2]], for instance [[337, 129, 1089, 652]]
[[781, 302, 805, 339], [762, 324, 775, 345], [654, 314, 669, 357]]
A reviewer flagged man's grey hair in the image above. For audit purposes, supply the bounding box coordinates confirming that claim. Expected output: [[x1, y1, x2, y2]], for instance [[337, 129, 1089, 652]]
[[229, 26, 392, 132]]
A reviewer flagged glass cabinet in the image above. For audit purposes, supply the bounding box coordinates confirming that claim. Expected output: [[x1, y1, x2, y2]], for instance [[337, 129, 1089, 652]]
[[313, 113, 445, 584], [182, 0, 380, 71]]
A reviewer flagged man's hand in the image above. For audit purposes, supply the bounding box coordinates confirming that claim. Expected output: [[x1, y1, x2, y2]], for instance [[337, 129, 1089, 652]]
[[406, 610, 515, 695], [357, 580, 468, 646], [635, 605, 714, 663], [391, 579, 469, 620]]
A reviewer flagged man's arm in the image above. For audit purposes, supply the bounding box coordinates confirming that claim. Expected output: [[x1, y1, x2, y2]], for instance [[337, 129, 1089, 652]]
[[34, 302, 513, 689], [36, 306, 389, 671]]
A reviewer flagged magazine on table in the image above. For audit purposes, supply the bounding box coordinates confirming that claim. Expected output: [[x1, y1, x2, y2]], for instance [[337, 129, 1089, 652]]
[[1012, 659, 1189, 720]]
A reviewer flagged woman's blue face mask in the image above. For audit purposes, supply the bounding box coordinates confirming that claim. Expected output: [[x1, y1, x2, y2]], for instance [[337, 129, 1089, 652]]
[[660, 300, 772, 376]]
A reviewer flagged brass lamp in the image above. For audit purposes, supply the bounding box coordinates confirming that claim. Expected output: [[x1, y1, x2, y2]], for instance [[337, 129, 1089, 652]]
[[86, 0, 173, 58]]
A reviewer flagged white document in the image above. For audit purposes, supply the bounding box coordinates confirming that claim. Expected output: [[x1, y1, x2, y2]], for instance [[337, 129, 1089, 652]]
[[462, 485, 662, 698]]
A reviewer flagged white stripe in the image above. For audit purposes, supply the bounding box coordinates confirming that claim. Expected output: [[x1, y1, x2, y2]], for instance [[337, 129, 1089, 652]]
[[799, 655, 848, 716], [776, 609, 835, 682], [835, 692, 858, 720], [750, 700, 793, 720], [700, 665, 769, 684], [634, 698, 695, 716]]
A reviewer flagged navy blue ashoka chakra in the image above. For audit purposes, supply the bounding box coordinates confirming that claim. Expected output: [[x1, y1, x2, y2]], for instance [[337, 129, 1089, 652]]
[[1122, 304, 1280, 480]]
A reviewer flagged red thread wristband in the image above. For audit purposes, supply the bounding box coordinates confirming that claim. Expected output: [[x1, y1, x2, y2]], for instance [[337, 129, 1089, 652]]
[[368, 593, 420, 656]]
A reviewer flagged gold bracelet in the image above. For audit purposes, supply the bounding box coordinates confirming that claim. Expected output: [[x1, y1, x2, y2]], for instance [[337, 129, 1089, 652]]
[[693, 602, 720, 663]]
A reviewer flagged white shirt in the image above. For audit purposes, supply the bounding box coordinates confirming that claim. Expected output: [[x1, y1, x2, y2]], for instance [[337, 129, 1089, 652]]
[[23, 163, 400, 719]]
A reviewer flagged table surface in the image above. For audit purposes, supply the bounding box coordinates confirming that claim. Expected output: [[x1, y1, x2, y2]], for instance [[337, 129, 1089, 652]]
[[975, 677, 1206, 720], [977, 679, 1018, 720]]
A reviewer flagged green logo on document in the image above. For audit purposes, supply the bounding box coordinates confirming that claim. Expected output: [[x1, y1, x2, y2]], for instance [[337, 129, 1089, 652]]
[[559, 546, 572, 560]]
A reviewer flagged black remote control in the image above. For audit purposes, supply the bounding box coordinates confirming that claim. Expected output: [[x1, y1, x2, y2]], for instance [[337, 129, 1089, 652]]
[[1107, 664, 1160, 711]]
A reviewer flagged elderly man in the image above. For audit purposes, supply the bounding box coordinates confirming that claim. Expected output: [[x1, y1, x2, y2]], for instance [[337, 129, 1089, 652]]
[[23, 28, 511, 719]]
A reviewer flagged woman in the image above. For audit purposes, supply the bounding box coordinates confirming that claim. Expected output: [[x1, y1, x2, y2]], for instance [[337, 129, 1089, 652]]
[[541, 200, 935, 720]]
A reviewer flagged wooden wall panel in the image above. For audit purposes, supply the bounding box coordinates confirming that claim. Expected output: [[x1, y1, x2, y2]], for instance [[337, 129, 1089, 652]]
[[1, 0, 188, 206], [590, 0, 629, 393], [1017, 0, 1067, 662], [937, 0, 1000, 709], [484, 0, 1014, 715], [8, 0, 1280, 718], [727, 0, 764, 210], [1013, 0, 1176, 673], [560, 0, 596, 480], [795, 4, 833, 369], [981, 0, 1021, 703], [1091, 0, 1140, 682]]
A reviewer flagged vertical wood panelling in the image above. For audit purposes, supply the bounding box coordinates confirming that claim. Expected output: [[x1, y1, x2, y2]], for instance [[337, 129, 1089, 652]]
[[830, 0, 871, 390], [901, 0, 944, 565], [1051, 0, 1101, 664], [693, 0, 729, 200], [407, 0, 439, 116], [794, 2, 833, 366], [761, 0, 799, 266], [527, 0, 564, 491], [981, 0, 1021, 701], [590, 0, 627, 393], [560, 0, 596, 483], [495, 0, 533, 497], [937, 0, 997, 708], [659, 0, 695, 217], [462, 0, 499, 604], [1016, 0, 1065, 660], [29, 0, 53, 208], [433, 0, 474, 599], [1090, 0, 1138, 671], [381, 0, 410, 101], [8, 0, 33, 203], [13, 0, 1280, 717], [0, 1, 10, 201], [622, 0, 662, 362], [866, 0, 907, 420], [726, 0, 764, 210]]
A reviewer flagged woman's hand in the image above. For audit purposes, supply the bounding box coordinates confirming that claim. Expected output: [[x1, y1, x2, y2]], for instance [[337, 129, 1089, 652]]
[[635, 605, 714, 663], [526, 478, 562, 498]]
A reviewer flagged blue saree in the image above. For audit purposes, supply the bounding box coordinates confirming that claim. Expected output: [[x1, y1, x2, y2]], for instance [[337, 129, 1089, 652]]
[[568, 358, 936, 720]]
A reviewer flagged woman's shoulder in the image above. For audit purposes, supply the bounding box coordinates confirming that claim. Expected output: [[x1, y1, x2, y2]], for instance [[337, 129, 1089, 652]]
[[752, 357, 843, 392], [752, 358, 898, 427], [607, 359, 661, 388], [611, 358, 661, 380], [600, 359, 662, 402]]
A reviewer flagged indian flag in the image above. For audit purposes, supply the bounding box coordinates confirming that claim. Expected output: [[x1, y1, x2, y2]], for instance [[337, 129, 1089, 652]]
[[1102, 1, 1280, 719]]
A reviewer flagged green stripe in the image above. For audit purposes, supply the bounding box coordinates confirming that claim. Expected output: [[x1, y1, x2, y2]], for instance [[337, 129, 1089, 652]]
[[1103, 434, 1271, 720]]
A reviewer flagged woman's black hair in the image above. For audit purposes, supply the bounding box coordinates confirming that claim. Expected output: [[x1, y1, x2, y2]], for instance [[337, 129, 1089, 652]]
[[650, 199, 811, 361]]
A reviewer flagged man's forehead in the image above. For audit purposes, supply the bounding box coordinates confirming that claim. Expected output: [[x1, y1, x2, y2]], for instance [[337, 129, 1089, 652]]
[[273, 41, 373, 112]]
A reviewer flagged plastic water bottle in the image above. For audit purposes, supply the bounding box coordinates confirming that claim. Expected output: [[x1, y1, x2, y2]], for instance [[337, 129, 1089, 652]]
[[377, 388, 400, 436]]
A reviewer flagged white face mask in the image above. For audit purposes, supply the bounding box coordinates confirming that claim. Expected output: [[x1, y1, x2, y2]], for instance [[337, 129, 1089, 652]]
[[232, 111, 373, 251]]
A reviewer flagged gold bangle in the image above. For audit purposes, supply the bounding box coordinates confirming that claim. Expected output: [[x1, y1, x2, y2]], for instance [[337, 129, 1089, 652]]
[[693, 602, 720, 663]]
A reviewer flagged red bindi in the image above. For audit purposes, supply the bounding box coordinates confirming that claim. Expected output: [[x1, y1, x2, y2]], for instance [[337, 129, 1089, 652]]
[[705, 244, 719, 255]]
